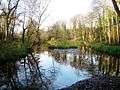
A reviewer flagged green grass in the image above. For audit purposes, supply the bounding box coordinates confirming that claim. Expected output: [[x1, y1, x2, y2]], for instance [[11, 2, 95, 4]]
[[0, 41, 28, 65], [90, 43, 120, 56], [48, 39, 81, 49]]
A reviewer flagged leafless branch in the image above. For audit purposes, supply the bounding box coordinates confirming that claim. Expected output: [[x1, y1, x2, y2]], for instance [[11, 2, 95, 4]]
[[112, 0, 120, 16]]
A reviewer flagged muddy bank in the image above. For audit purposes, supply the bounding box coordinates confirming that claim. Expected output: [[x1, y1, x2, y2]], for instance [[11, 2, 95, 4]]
[[60, 75, 120, 90]]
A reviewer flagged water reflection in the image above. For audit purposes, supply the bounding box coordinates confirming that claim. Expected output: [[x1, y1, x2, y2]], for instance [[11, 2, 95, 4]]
[[0, 49, 120, 90], [50, 49, 98, 76], [98, 55, 120, 76], [0, 54, 51, 90], [50, 49, 120, 77]]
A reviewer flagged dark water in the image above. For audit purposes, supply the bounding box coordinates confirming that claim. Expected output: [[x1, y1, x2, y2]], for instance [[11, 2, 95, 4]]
[[0, 49, 120, 90]]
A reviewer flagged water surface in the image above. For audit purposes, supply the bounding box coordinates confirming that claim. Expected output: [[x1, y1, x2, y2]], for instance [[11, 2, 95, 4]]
[[38, 49, 92, 89], [0, 49, 120, 90]]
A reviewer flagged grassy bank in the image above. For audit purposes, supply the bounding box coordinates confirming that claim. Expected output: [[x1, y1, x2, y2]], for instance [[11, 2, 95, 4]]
[[48, 39, 85, 49], [90, 43, 120, 56], [48, 39, 120, 56], [0, 41, 28, 65]]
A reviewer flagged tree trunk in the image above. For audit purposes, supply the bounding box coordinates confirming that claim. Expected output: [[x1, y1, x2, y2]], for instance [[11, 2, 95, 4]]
[[116, 16, 120, 43], [112, 0, 120, 17], [108, 18, 112, 44], [22, 28, 26, 43]]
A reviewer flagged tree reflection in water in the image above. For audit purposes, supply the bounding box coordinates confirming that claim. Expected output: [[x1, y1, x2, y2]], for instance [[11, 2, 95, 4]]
[[0, 49, 120, 90], [98, 55, 120, 76], [0, 53, 51, 90], [50, 49, 120, 77]]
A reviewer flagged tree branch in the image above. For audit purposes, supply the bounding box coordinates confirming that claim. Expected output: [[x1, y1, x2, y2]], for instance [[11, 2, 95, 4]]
[[112, 0, 120, 16]]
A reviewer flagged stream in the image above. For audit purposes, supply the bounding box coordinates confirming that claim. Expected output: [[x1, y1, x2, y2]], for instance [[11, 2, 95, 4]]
[[0, 49, 120, 90]]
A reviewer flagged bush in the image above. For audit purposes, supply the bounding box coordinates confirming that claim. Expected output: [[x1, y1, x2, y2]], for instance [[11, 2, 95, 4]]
[[90, 43, 120, 56], [0, 41, 28, 65]]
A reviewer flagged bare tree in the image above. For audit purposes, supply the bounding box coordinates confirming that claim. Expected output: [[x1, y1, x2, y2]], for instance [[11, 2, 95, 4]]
[[112, 0, 120, 16], [18, 0, 51, 44], [26, 0, 51, 47], [0, 0, 20, 40]]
